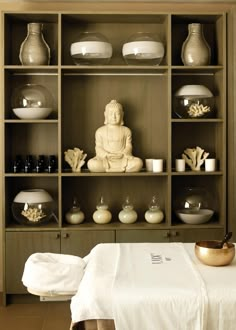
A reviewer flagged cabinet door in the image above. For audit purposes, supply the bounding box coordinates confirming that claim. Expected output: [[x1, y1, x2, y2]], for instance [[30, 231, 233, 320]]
[[61, 230, 115, 257], [5, 231, 60, 294], [169, 228, 224, 242], [116, 229, 169, 243]]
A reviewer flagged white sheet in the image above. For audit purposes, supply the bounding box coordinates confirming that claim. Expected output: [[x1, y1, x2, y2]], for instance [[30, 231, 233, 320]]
[[70, 243, 236, 330], [112, 243, 207, 330]]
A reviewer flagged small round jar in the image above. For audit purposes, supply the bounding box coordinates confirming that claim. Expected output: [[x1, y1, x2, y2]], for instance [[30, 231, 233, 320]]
[[70, 32, 113, 65], [12, 189, 54, 225], [173, 85, 214, 119], [65, 197, 85, 225], [93, 196, 112, 224], [118, 197, 138, 224], [145, 195, 164, 224], [11, 84, 53, 119], [122, 32, 165, 65], [174, 187, 215, 225]]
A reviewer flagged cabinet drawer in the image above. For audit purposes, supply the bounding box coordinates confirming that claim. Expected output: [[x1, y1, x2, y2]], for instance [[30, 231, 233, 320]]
[[116, 229, 169, 243], [61, 230, 115, 257]]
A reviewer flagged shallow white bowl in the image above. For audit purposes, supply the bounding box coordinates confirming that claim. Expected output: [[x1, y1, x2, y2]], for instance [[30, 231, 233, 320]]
[[13, 107, 52, 119], [176, 208, 214, 224]]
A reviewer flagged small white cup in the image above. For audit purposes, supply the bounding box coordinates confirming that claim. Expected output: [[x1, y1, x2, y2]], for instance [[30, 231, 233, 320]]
[[205, 158, 216, 172], [153, 159, 163, 173], [145, 159, 153, 172], [175, 159, 185, 172]]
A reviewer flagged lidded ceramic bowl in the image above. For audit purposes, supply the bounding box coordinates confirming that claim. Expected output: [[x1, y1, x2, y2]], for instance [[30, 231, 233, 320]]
[[173, 84, 214, 119], [70, 32, 113, 65], [122, 32, 165, 65], [12, 189, 54, 225], [11, 83, 53, 119], [174, 187, 214, 225]]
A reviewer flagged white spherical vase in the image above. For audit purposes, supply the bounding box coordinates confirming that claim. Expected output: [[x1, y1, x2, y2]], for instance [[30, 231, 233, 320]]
[[70, 32, 112, 65], [122, 32, 164, 65]]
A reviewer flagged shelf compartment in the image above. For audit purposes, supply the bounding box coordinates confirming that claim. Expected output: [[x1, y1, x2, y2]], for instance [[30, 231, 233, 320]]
[[61, 13, 169, 66], [62, 176, 168, 226], [171, 14, 225, 66], [4, 69, 58, 120], [61, 73, 168, 170], [4, 13, 58, 66], [4, 176, 59, 228], [171, 69, 225, 120], [171, 122, 224, 171], [4, 123, 58, 173], [171, 175, 225, 226]]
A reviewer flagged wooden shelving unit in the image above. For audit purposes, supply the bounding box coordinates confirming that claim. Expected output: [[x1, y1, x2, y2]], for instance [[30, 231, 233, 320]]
[[1, 2, 236, 305]]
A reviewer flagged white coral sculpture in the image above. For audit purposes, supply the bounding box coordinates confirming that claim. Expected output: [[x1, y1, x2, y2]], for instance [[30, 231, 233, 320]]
[[182, 146, 209, 171], [64, 147, 87, 172]]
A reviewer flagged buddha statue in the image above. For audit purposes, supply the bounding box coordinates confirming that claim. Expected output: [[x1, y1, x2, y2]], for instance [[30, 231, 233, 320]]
[[87, 100, 143, 172]]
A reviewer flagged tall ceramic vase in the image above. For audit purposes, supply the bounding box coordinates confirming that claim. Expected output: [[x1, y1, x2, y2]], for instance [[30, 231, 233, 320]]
[[19, 23, 50, 65], [181, 23, 211, 66]]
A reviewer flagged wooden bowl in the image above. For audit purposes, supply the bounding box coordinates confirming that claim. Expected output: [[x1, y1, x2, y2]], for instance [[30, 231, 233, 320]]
[[195, 241, 235, 266]]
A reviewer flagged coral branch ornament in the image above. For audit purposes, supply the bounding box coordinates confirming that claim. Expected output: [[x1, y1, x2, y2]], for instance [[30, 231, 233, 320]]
[[182, 146, 209, 171], [64, 147, 87, 172]]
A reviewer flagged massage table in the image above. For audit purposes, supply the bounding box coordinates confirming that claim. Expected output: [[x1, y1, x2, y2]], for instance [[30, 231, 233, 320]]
[[70, 242, 236, 330], [22, 242, 236, 330]]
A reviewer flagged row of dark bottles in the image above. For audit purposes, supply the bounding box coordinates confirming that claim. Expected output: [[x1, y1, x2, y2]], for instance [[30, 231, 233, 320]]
[[12, 155, 57, 173]]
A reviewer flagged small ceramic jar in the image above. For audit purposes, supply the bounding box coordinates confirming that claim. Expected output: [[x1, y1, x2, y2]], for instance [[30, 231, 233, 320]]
[[93, 196, 112, 224], [145, 195, 164, 224], [65, 197, 85, 225], [118, 197, 138, 224]]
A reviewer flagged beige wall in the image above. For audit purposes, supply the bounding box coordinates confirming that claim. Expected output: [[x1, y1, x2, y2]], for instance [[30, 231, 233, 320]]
[[0, 0, 235, 294]]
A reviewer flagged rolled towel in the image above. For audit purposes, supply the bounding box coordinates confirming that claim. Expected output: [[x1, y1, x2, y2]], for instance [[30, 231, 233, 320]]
[[22, 253, 86, 296]]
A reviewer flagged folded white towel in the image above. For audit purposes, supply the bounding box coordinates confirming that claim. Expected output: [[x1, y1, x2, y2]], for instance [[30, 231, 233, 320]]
[[22, 252, 86, 295]]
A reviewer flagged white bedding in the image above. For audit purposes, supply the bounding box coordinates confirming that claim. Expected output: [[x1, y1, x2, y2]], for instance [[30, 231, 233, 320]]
[[70, 242, 236, 330]]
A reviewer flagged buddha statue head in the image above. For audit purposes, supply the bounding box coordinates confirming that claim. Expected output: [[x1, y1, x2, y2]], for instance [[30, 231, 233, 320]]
[[104, 99, 124, 125]]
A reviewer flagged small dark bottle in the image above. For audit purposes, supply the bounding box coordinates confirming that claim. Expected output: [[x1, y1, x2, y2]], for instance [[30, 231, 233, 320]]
[[48, 155, 57, 173], [24, 155, 34, 173], [13, 155, 23, 173], [35, 155, 45, 173]]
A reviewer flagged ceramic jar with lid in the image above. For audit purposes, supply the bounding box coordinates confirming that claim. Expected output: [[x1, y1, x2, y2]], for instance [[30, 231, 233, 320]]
[[118, 196, 138, 224], [65, 197, 85, 225], [93, 196, 112, 224], [145, 195, 164, 224]]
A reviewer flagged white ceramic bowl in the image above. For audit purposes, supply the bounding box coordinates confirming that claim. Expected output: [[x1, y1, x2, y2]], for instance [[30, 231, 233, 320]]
[[13, 107, 52, 120], [176, 208, 214, 224]]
